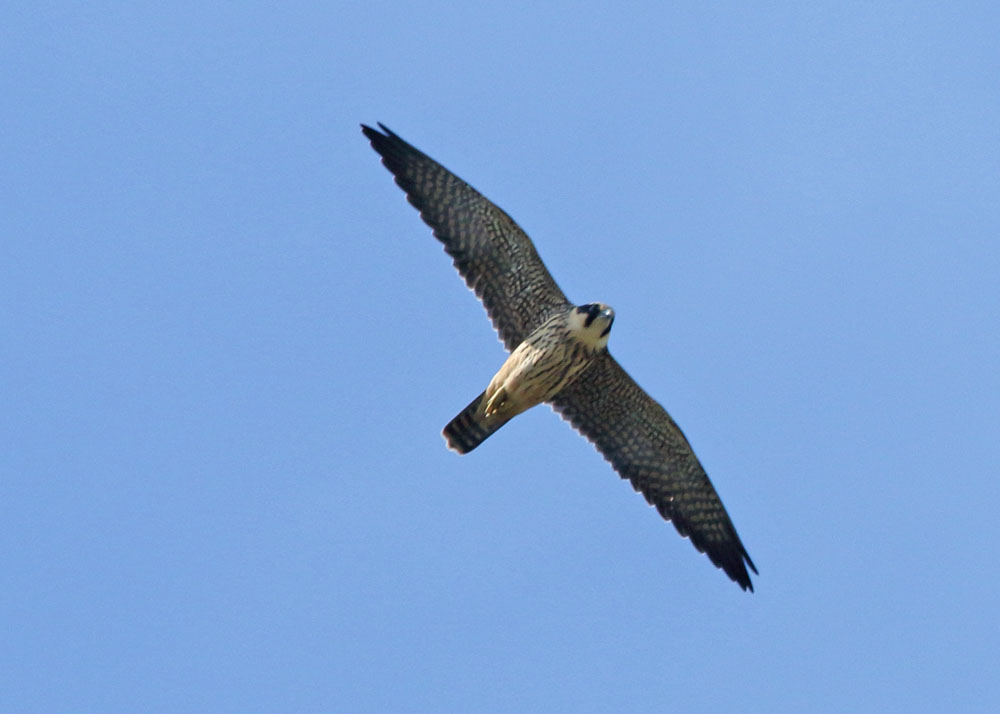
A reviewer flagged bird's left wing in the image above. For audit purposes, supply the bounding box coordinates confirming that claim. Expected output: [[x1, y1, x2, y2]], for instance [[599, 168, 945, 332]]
[[362, 123, 572, 350], [550, 352, 757, 590]]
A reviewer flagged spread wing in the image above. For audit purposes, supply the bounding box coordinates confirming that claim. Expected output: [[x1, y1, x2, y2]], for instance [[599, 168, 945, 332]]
[[362, 123, 571, 350], [551, 352, 757, 590]]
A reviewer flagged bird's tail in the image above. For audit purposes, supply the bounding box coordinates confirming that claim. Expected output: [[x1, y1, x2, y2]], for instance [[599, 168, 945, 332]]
[[442, 392, 511, 454]]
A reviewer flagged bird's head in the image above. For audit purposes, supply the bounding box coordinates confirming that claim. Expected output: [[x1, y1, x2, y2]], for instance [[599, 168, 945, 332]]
[[570, 303, 615, 349]]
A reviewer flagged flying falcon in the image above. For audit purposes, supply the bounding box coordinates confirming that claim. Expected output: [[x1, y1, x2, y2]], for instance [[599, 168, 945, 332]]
[[362, 123, 758, 591]]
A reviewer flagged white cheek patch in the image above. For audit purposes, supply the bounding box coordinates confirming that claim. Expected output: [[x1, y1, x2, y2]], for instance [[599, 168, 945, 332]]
[[567, 310, 588, 332], [575, 323, 610, 349]]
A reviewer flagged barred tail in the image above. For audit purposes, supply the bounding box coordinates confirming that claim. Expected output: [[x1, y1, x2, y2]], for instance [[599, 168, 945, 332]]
[[442, 392, 510, 454]]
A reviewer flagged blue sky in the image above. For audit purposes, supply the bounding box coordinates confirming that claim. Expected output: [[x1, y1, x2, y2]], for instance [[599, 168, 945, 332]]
[[3, 2, 999, 712]]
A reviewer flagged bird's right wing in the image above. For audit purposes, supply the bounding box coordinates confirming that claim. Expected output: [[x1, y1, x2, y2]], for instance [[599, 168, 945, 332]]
[[551, 352, 757, 591], [362, 123, 572, 351]]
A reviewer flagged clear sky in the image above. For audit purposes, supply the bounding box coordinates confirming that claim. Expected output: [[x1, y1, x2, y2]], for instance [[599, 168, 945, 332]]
[[3, 2, 999, 712]]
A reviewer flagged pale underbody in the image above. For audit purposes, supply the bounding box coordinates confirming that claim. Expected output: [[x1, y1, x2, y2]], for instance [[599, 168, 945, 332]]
[[479, 304, 614, 422]]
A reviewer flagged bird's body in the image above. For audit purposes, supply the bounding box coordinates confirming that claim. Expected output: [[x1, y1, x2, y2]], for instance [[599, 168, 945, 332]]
[[362, 123, 758, 591], [444, 304, 614, 453]]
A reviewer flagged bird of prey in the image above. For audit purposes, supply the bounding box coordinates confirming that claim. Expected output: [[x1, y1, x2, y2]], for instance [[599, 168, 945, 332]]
[[362, 123, 758, 591]]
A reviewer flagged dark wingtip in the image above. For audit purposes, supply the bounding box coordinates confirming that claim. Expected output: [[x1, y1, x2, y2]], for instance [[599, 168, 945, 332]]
[[360, 123, 383, 141], [361, 122, 422, 171], [735, 552, 757, 592], [360, 122, 398, 140]]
